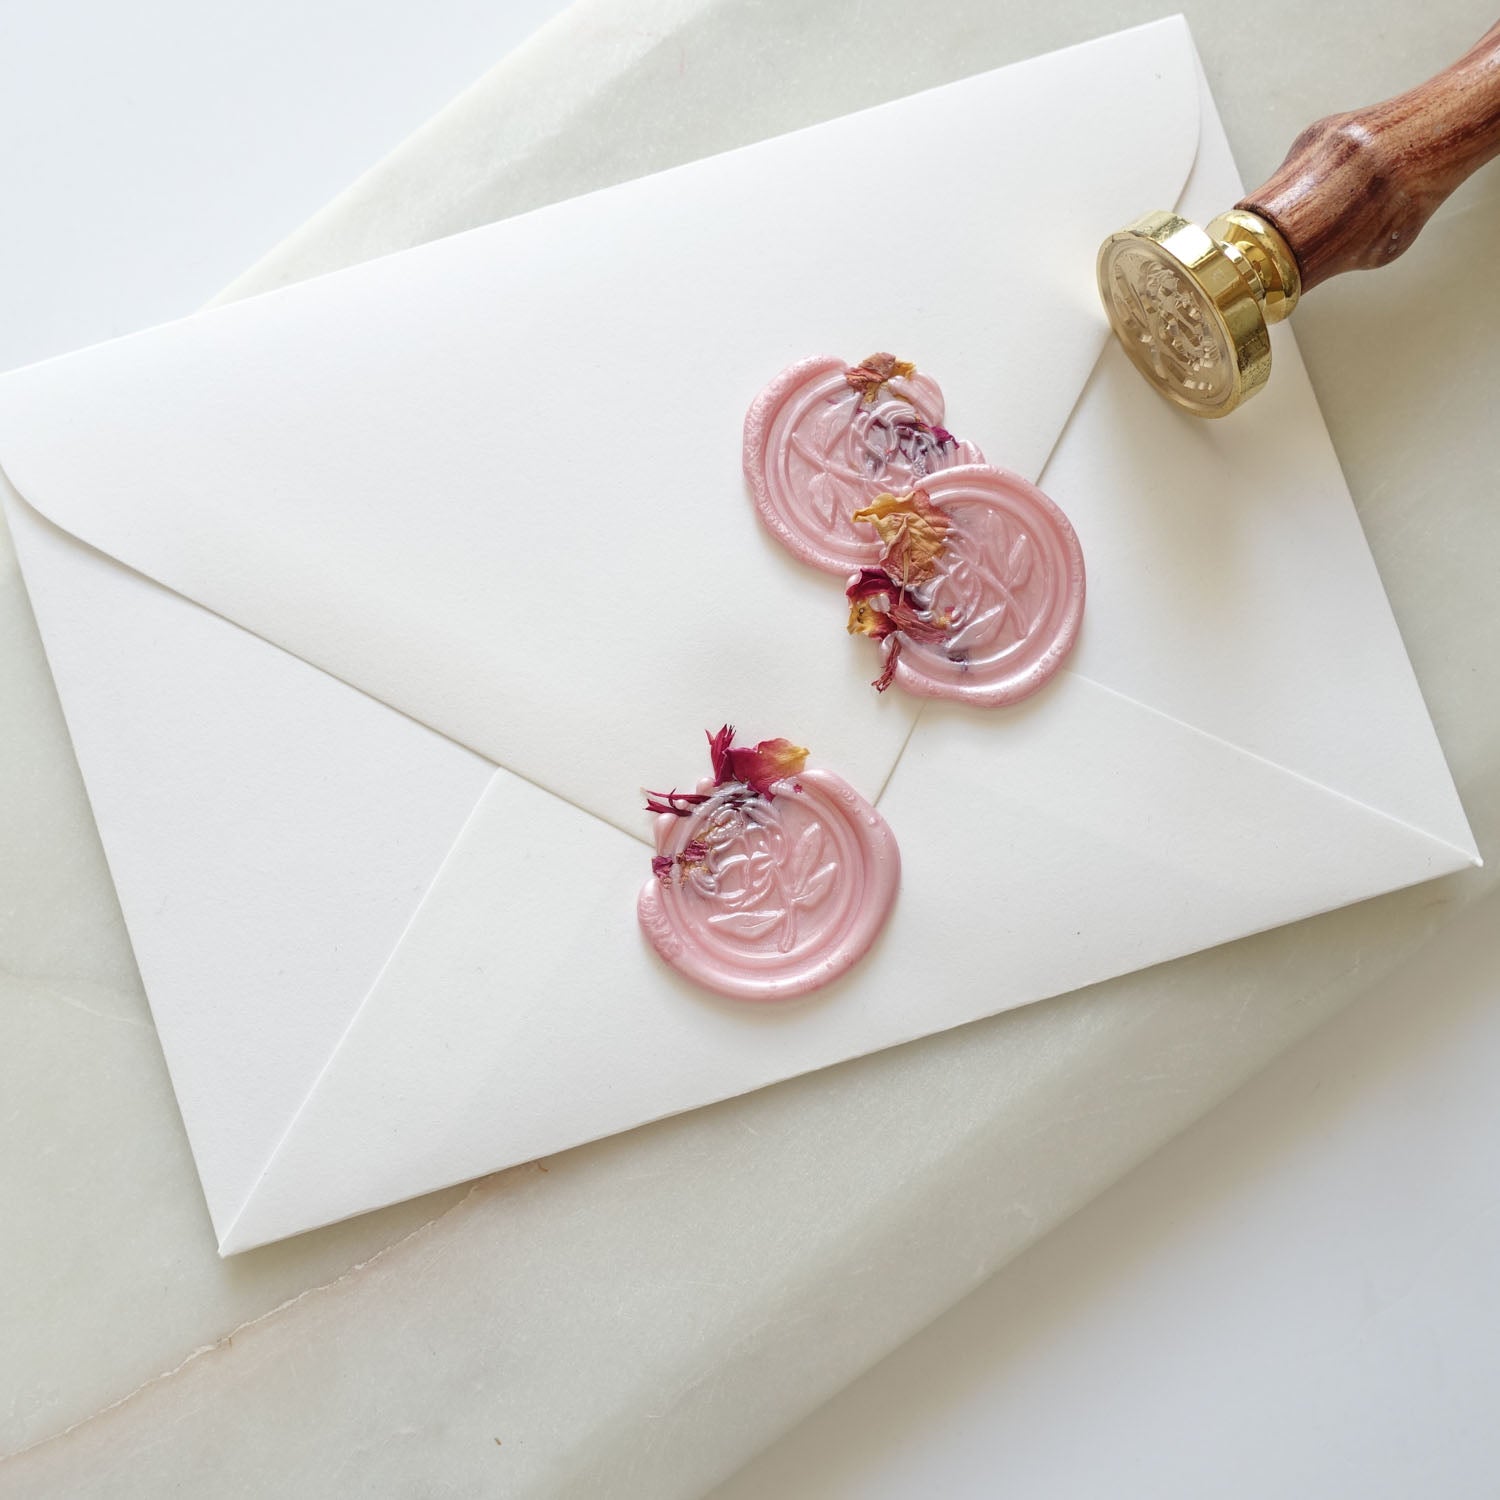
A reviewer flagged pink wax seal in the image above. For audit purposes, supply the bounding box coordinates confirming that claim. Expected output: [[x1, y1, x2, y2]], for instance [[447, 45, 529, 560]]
[[743, 352, 984, 574], [637, 727, 900, 1002], [744, 351, 1085, 707], [846, 466, 1085, 706]]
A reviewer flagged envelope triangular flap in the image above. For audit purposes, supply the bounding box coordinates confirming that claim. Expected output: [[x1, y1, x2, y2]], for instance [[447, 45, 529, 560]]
[[220, 669, 1456, 1253], [0, 19, 1202, 840], [1, 483, 496, 1237]]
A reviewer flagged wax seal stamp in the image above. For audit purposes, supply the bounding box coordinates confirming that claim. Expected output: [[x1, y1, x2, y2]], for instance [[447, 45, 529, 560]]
[[637, 727, 900, 1002], [844, 465, 1085, 705], [743, 352, 984, 573], [1097, 21, 1500, 416]]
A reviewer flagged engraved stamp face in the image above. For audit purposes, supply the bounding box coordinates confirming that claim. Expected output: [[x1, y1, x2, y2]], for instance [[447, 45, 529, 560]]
[[1105, 244, 1233, 408]]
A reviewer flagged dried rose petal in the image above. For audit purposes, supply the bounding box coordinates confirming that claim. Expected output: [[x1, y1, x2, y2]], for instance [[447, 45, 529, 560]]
[[851, 488, 952, 587], [644, 788, 712, 817], [843, 352, 916, 401], [651, 855, 675, 884], [848, 594, 895, 640], [873, 638, 902, 693], [706, 724, 736, 784], [889, 598, 951, 644], [726, 738, 810, 798], [846, 569, 899, 640], [846, 566, 952, 669], [846, 566, 898, 605], [648, 729, 811, 827]]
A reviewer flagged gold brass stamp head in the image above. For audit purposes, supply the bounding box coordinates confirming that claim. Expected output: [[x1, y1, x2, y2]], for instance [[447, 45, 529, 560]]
[[1097, 23, 1500, 417], [1096, 209, 1300, 418]]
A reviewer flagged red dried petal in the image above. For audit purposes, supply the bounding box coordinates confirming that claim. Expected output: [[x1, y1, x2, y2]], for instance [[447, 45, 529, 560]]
[[886, 595, 951, 645], [649, 730, 811, 823], [847, 568, 896, 641], [846, 567, 898, 604], [644, 789, 711, 817], [873, 638, 902, 692], [706, 724, 736, 783], [725, 738, 810, 798], [846, 566, 951, 679]]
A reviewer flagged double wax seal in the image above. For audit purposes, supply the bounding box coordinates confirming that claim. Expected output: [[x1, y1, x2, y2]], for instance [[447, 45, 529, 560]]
[[637, 728, 900, 1002], [744, 353, 1085, 705]]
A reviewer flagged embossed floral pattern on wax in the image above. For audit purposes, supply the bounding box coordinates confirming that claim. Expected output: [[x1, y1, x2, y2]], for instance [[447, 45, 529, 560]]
[[844, 469, 1085, 703], [745, 352, 1087, 708], [637, 727, 901, 1003], [742, 353, 984, 574]]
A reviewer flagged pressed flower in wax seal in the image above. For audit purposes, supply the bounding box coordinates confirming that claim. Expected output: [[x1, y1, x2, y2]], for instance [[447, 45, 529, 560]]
[[744, 353, 1086, 707], [637, 727, 900, 1002], [844, 467, 1085, 704], [742, 352, 984, 574]]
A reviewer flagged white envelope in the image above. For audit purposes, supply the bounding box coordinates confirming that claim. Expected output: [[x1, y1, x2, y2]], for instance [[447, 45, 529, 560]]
[[0, 17, 1476, 1254]]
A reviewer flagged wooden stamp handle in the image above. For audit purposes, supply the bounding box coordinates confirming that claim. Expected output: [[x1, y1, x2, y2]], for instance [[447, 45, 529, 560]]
[[1238, 20, 1500, 291]]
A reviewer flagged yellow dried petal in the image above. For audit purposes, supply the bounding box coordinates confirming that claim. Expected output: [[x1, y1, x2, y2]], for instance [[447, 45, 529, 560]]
[[847, 598, 889, 637], [851, 489, 952, 586], [844, 353, 917, 400]]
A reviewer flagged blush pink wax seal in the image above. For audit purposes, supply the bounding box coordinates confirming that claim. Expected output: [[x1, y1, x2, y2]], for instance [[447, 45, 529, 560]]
[[845, 465, 1086, 706], [742, 352, 984, 573], [744, 351, 1085, 708], [637, 727, 900, 1002]]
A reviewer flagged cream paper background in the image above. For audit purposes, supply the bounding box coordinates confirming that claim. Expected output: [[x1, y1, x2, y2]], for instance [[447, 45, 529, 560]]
[[2, 2, 1496, 1495]]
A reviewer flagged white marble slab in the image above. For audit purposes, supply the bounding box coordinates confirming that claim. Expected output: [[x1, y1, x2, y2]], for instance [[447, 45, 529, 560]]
[[713, 890, 1500, 1498], [2, 0, 1495, 1494]]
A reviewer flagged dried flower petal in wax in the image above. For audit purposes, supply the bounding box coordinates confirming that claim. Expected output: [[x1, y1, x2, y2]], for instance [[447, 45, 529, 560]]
[[637, 731, 900, 1002]]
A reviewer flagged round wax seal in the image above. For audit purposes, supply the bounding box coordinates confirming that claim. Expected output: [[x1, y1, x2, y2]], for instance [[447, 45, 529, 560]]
[[638, 730, 900, 1002], [847, 465, 1085, 707], [743, 353, 984, 574]]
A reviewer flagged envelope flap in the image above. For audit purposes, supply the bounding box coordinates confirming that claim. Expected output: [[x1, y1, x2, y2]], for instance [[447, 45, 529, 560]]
[[220, 671, 1469, 1253], [0, 19, 1201, 837], [1, 478, 494, 1238]]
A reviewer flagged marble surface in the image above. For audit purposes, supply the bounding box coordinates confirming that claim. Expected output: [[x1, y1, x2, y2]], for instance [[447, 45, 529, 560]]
[[716, 890, 1500, 1498], [2, 1, 1496, 1495]]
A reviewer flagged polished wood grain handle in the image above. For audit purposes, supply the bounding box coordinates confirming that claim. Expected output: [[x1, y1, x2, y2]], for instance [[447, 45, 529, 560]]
[[1238, 20, 1500, 291]]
